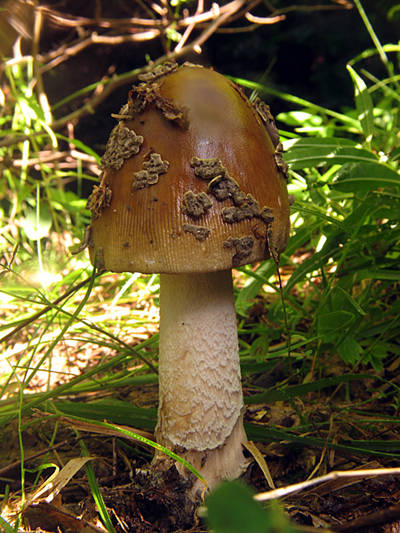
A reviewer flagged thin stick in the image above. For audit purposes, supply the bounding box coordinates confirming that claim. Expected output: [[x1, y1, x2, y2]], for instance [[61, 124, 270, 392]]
[[0, 439, 75, 476], [254, 467, 400, 502]]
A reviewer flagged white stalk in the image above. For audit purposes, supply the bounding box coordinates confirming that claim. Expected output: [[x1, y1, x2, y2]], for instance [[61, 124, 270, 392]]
[[155, 270, 248, 492]]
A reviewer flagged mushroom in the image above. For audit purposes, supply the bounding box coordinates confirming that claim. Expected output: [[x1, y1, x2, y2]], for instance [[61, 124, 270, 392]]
[[86, 62, 290, 498]]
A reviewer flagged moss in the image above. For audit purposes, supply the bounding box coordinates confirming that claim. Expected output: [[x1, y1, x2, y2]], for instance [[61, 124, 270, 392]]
[[155, 96, 188, 127], [133, 169, 158, 189], [266, 227, 282, 264], [111, 102, 135, 121], [252, 98, 289, 180], [190, 158, 247, 207]]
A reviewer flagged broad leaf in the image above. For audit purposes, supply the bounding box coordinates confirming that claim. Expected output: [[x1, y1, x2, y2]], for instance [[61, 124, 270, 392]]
[[284, 137, 376, 170], [206, 481, 297, 533], [317, 310, 354, 343], [338, 335, 363, 364], [332, 162, 400, 192]]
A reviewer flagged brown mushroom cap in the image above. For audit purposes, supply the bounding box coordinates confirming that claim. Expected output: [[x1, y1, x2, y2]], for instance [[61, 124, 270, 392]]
[[88, 63, 290, 274]]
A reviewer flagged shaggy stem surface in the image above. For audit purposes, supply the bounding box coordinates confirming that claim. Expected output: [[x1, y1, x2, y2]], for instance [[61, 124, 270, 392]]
[[155, 270, 247, 492]]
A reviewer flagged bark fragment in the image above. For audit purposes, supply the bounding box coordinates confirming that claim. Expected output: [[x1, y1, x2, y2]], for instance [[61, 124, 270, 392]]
[[86, 182, 112, 219], [253, 97, 280, 148], [182, 191, 212, 218], [190, 157, 227, 181], [101, 126, 143, 170], [223, 236, 254, 266], [129, 81, 188, 127], [253, 97, 289, 180], [259, 206, 275, 224], [183, 223, 210, 241], [208, 175, 246, 206], [221, 194, 259, 223], [138, 61, 178, 82], [132, 153, 169, 190]]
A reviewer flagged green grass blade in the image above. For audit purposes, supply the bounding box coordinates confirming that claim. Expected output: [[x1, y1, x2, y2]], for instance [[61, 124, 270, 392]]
[[54, 399, 157, 431], [347, 65, 375, 146], [245, 374, 372, 405], [246, 424, 400, 458], [231, 77, 361, 129], [0, 515, 16, 533], [285, 137, 377, 170], [353, 0, 390, 68], [79, 439, 117, 533], [60, 413, 208, 487]]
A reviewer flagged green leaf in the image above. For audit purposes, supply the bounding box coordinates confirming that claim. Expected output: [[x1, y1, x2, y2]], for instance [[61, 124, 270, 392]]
[[294, 201, 345, 227], [231, 76, 360, 128], [21, 204, 52, 240], [236, 262, 275, 317], [334, 286, 366, 316], [235, 222, 313, 317], [206, 481, 297, 533], [348, 44, 400, 65], [347, 64, 375, 145], [340, 193, 378, 231], [285, 239, 341, 293], [48, 189, 89, 214], [317, 310, 354, 343], [165, 27, 182, 42], [355, 269, 400, 281], [284, 137, 376, 170], [391, 146, 400, 162], [277, 110, 323, 127], [332, 162, 400, 192], [246, 422, 400, 457], [338, 335, 363, 364], [56, 133, 101, 162]]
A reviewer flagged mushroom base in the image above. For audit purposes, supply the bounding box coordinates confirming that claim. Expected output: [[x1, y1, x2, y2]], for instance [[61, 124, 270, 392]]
[[154, 270, 248, 496], [153, 412, 248, 498]]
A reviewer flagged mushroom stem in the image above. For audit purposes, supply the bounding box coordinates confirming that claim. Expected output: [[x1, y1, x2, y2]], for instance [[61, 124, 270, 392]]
[[155, 270, 248, 494]]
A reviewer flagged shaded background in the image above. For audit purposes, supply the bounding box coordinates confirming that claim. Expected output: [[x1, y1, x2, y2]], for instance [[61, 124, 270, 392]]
[[1, 0, 399, 193], [4, 1, 397, 142]]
